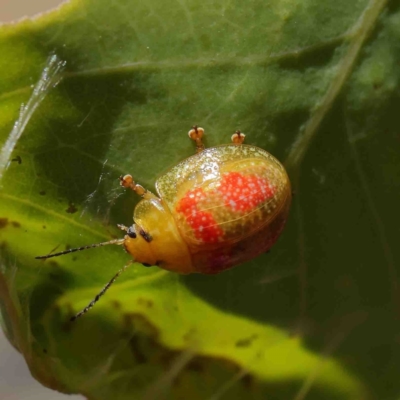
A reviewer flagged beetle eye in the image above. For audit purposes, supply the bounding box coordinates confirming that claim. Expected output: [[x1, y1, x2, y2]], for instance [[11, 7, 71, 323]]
[[140, 229, 153, 243], [127, 226, 137, 238]]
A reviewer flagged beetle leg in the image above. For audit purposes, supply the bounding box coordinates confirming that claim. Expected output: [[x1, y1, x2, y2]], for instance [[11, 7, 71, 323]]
[[188, 126, 205, 153], [119, 175, 158, 200], [231, 130, 246, 145]]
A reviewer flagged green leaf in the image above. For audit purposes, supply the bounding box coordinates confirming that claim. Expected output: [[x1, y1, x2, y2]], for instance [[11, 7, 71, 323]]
[[1, 0, 399, 399]]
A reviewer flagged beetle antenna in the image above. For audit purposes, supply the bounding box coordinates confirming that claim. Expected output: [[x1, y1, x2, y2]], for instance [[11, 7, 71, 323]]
[[35, 238, 124, 260], [70, 260, 134, 321]]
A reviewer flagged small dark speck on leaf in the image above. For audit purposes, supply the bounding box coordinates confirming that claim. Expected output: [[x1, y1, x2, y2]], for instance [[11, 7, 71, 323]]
[[11, 221, 21, 228], [235, 334, 258, 348], [11, 155, 22, 164], [66, 202, 78, 214], [137, 298, 153, 308], [43, 348, 48, 354], [0, 218, 8, 228], [39, 190, 46, 196], [182, 329, 195, 342], [112, 300, 122, 309], [43, 225, 46, 229]]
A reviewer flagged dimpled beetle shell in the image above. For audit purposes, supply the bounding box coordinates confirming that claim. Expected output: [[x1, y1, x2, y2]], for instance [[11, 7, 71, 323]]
[[123, 129, 291, 274]]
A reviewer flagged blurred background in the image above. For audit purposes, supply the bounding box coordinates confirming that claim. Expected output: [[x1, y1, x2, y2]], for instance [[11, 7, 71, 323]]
[[0, 4, 81, 400], [0, 0, 63, 22]]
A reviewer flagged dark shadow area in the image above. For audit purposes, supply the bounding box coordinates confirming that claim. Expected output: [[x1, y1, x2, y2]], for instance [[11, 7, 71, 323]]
[[34, 71, 151, 204]]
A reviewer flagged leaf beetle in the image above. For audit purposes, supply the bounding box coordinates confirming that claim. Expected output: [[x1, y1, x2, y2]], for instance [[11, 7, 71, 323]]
[[37, 127, 291, 320]]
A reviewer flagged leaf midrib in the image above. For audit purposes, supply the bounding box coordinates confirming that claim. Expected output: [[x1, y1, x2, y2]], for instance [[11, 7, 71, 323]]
[[284, 0, 388, 171]]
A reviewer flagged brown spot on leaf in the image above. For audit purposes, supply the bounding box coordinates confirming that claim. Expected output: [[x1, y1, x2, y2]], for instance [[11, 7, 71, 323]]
[[182, 328, 196, 342], [111, 300, 122, 309], [11, 155, 22, 164], [235, 334, 258, 348], [39, 190, 46, 196], [66, 203, 78, 214], [0, 218, 8, 228], [137, 298, 153, 308], [123, 313, 159, 340], [11, 221, 21, 228]]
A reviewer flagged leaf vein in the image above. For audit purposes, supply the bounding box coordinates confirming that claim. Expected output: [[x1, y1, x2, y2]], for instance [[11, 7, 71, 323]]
[[284, 0, 388, 171], [0, 192, 111, 240]]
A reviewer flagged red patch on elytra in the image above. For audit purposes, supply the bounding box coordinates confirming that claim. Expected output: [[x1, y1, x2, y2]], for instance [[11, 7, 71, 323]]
[[218, 172, 275, 212], [176, 172, 275, 243], [186, 210, 223, 243], [176, 188, 223, 243], [176, 188, 206, 214]]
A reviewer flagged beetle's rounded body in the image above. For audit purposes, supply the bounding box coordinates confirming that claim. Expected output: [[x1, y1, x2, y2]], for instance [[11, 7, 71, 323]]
[[124, 142, 291, 274], [37, 127, 291, 320]]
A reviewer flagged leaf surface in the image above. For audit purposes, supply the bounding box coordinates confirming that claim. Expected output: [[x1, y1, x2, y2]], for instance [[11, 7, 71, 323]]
[[1, 0, 400, 399]]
